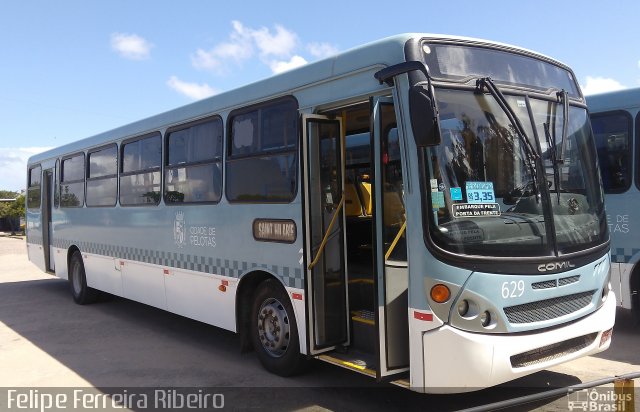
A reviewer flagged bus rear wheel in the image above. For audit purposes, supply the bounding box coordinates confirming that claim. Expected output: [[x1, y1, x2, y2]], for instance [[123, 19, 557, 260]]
[[68, 251, 99, 305], [250, 279, 304, 376]]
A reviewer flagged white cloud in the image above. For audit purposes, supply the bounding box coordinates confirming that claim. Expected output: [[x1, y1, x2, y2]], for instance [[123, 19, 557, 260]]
[[167, 76, 218, 100], [191, 21, 339, 77], [0, 147, 52, 192], [250, 23, 298, 57], [582, 76, 626, 95], [269, 56, 308, 74], [308, 42, 339, 59], [111, 33, 153, 60]]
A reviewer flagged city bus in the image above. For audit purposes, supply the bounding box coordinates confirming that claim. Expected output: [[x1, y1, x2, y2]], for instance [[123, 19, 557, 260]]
[[587, 88, 640, 320], [26, 33, 616, 393]]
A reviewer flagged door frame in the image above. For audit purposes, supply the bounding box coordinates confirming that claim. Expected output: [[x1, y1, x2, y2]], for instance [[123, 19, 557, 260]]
[[42, 168, 55, 272], [371, 96, 410, 379], [301, 114, 350, 355]]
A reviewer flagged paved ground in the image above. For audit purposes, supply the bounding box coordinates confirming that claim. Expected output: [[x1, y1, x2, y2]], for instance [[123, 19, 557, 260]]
[[0, 235, 638, 411]]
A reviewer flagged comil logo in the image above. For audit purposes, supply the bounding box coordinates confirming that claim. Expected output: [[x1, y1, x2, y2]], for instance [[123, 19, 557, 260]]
[[174, 211, 186, 248], [538, 261, 576, 272]]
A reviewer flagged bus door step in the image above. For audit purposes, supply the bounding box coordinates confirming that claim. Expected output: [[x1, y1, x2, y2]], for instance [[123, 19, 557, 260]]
[[317, 349, 377, 378], [351, 309, 376, 354]]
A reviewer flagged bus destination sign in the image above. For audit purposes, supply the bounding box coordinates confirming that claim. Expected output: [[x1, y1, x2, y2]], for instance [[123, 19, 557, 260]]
[[253, 219, 297, 243]]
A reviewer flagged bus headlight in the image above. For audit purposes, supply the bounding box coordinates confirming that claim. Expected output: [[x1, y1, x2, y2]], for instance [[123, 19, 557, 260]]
[[480, 311, 491, 327], [457, 300, 469, 316]]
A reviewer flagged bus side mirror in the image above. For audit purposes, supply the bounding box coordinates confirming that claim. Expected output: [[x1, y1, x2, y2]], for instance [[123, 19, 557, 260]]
[[409, 84, 441, 147]]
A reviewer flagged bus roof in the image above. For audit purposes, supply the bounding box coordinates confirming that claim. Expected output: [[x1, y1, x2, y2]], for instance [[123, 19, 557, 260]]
[[27, 33, 569, 165], [586, 87, 640, 113]]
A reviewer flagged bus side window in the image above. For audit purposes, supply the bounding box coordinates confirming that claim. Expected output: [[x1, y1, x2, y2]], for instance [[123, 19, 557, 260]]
[[591, 111, 632, 193], [120, 133, 162, 206], [27, 165, 42, 210], [226, 97, 298, 203], [165, 116, 223, 204], [60, 153, 85, 207]]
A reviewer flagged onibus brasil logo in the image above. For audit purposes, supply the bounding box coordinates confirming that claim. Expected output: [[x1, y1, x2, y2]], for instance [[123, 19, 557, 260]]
[[568, 388, 634, 411]]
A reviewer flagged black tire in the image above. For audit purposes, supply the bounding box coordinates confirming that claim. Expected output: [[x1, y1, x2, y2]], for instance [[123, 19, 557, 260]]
[[250, 279, 305, 376], [68, 251, 99, 305]]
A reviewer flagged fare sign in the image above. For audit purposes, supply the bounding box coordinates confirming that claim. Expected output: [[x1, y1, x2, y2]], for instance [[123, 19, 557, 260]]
[[253, 219, 297, 243]]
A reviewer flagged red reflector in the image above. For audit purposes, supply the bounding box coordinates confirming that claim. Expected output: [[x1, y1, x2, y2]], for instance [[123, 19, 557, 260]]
[[218, 285, 227, 292], [120, 261, 125, 266], [600, 328, 613, 347], [414, 311, 433, 321], [163, 269, 170, 275], [221, 280, 229, 286], [292, 293, 303, 301]]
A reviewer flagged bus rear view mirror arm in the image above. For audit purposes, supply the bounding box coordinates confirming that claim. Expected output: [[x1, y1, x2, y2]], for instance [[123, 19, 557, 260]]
[[374, 61, 441, 147]]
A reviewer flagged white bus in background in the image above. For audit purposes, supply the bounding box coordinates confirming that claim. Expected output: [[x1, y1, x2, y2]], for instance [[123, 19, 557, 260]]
[[26, 33, 616, 393]]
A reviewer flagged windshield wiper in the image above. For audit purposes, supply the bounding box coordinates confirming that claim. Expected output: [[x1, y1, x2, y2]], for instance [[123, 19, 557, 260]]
[[543, 122, 562, 204], [475, 77, 540, 199], [555, 90, 569, 163]]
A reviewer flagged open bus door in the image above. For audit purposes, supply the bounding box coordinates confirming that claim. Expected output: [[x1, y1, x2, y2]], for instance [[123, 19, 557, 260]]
[[371, 96, 409, 379], [302, 115, 350, 354], [42, 168, 55, 273]]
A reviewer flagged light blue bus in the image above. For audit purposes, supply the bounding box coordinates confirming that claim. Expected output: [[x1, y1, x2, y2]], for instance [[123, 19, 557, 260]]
[[588, 88, 640, 319], [26, 33, 615, 393]]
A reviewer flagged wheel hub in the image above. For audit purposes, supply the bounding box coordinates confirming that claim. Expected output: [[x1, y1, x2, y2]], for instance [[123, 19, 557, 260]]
[[257, 298, 290, 357]]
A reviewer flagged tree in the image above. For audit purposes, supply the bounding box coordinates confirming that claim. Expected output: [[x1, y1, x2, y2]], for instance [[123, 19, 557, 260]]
[[0, 190, 19, 199], [0, 195, 25, 234]]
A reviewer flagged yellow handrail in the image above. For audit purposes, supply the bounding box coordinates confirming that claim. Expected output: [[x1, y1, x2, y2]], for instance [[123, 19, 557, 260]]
[[384, 220, 407, 261], [308, 195, 345, 270]]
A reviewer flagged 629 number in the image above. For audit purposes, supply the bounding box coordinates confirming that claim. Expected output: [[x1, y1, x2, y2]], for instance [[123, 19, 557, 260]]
[[501, 280, 525, 299]]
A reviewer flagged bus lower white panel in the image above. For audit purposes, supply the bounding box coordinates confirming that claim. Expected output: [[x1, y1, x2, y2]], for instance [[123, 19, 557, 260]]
[[52, 248, 66, 279], [613, 263, 633, 309], [52, 248, 68, 280], [286, 287, 307, 355], [165, 270, 235, 332], [421, 293, 616, 393], [122, 262, 167, 310], [84, 254, 123, 297], [27, 243, 46, 273]]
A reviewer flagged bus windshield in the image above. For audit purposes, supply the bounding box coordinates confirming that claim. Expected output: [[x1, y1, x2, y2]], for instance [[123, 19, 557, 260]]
[[425, 88, 607, 257]]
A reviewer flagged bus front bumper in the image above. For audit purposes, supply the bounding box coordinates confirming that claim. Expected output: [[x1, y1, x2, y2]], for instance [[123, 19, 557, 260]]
[[419, 292, 616, 393]]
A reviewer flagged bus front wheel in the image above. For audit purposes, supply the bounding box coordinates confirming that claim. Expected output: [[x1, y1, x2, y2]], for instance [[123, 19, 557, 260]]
[[250, 279, 304, 376], [68, 251, 99, 305]]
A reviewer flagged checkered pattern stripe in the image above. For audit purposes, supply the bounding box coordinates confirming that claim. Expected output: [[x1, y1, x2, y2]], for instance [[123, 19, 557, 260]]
[[27, 235, 43, 246], [51, 238, 304, 288], [611, 248, 640, 264]]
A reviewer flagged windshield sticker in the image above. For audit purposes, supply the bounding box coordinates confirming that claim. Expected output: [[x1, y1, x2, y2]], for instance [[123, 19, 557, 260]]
[[450, 187, 463, 201], [447, 228, 484, 242], [430, 179, 438, 192], [517, 100, 526, 108], [452, 203, 501, 218], [466, 181, 495, 203], [431, 191, 445, 209]]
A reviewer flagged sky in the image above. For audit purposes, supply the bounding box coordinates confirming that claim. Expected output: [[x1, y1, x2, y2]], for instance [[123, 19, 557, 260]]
[[2, 0, 639, 192]]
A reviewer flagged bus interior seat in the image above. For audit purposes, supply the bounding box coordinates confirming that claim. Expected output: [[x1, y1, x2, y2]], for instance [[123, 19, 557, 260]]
[[358, 180, 373, 216], [345, 182, 363, 217]]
